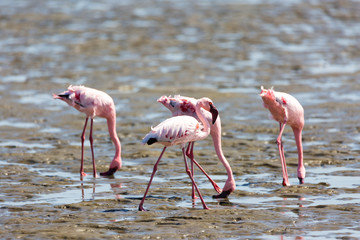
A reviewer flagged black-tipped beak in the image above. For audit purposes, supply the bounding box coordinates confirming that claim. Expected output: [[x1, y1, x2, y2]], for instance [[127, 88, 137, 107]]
[[212, 189, 232, 199], [210, 103, 218, 124], [298, 177, 304, 184], [58, 94, 70, 99], [100, 167, 118, 177]]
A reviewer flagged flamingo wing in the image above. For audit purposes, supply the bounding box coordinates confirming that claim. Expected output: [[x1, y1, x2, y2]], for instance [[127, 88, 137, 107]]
[[142, 116, 201, 146], [158, 95, 197, 118]]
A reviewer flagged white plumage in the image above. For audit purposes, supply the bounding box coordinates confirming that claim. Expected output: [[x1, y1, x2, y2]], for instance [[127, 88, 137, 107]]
[[142, 115, 205, 147]]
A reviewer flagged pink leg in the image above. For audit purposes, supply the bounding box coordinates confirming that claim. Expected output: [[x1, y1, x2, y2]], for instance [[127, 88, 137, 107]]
[[182, 148, 209, 210], [187, 143, 197, 199], [186, 143, 222, 193], [277, 122, 290, 186], [280, 142, 289, 186], [192, 159, 222, 193], [89, 118, 97, 178], [292, 127, 305, 184], [80, 118, 89, 177], [138, 147, 167, 211]]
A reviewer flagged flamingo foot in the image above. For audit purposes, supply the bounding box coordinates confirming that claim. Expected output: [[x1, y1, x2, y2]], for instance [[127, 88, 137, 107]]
[[212, 183, 222, 193], [212, 189, 232, 199], [192, 188, 199, 200], [81, 172, 87, 177], [100, 167, 118, 177], [298, 177, 304, 184], [192, 195, 199, 200], [282, 178, 290, 186], [138, 206, 148, 211]]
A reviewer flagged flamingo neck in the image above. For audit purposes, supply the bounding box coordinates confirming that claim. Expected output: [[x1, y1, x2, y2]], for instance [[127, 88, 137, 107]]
[[292, 127, 303, 165], [292, 127, 305, 179], [211, 119, 235, 192], [195, 103, 211, 137], [106, 111, 122, 169]]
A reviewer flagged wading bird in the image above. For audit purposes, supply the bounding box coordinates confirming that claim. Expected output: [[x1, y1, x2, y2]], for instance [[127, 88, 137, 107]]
[[139, 97, 218, 211], [260, 86, 305, 186], [157, 95, 235, 198], [53, 85, 121, 178]]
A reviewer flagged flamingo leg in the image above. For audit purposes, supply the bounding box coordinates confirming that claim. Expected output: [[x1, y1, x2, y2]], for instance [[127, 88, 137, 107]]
[[89, 118, 97, 178], [277, 122, 290, 186], [187, 143, 198, 199], [292, 127, 305, 184], [138, 147, 167, 211], [186, 143, 222, 194], [182, 148, 209, 210], [80, 117, 89, 177]]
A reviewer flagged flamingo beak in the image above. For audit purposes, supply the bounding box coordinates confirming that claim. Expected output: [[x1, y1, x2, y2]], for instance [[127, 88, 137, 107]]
[[53, 93, 69, 100], [58, 94, 70, 99], [100, 167, 119, 177], [209, 103, 218, 124]]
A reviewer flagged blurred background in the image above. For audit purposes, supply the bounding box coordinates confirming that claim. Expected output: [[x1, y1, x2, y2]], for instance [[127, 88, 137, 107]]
[[1, 0, 359, 239]]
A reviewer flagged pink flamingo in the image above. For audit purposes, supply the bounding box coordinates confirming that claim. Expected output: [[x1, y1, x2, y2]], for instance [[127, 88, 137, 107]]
[[260, 86, 305, 186], [157, 95, 236, 198], [139, 97, 218, 211], [53, 85, 121, 178]]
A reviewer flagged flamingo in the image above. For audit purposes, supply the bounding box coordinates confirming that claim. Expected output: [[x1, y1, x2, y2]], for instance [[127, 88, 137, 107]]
[[139, 97, 218, 211], [260, 86, 305, 186], [157, 95, 236, 198], [53, 85, 121, 178]]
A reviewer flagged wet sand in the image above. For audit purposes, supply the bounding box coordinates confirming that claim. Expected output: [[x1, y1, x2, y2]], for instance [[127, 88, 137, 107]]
[[1, 0, 360, 239]]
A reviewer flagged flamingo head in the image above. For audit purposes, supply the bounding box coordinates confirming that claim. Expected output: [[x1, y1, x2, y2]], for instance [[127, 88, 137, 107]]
[[53, 89, 73, 105], [197, 97, 219, 124], [53, 85, 85, 108]]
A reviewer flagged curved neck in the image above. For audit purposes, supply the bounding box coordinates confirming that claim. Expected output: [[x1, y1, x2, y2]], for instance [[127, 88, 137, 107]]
[[195, 104, 211, 137], [106, 110, 122, 168], [210, 119, 235, 191]]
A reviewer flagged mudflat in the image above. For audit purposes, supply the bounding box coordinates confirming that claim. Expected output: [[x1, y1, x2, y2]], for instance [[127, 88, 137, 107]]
[[1, 0, 359, 239]]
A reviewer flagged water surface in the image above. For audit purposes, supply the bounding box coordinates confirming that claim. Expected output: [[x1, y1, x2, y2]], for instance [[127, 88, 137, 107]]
[[1, 0, 359, 239]]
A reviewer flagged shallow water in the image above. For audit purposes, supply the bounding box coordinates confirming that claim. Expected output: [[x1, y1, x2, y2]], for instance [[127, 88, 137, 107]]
[[1, 0, 360, 239]]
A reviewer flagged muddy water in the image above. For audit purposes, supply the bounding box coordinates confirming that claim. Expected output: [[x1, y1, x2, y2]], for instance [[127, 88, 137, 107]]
[[1, 0, 360, 239]]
